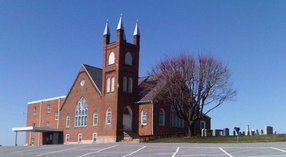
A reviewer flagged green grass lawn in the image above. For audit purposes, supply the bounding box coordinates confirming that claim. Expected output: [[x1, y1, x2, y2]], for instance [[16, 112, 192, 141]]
[[149, 134, 286, 143]]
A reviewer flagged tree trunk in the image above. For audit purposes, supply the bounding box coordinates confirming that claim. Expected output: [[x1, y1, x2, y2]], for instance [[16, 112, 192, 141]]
[[187, 121, 195, 137]]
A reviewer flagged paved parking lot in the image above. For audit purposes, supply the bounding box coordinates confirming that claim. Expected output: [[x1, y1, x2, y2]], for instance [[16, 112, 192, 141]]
[[0, 142, 286, 157]]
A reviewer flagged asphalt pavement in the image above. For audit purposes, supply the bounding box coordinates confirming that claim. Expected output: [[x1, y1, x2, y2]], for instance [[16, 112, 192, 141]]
[[0, 142, 286, 157]]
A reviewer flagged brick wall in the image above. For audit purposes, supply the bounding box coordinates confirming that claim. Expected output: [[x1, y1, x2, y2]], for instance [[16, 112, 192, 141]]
[[60, 68, 117, 144], [25, 96, 65, 145]]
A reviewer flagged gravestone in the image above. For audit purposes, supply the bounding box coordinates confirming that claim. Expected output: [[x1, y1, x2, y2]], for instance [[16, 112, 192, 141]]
[[223, 128, 230, 136], [265, 126, 273, 135]]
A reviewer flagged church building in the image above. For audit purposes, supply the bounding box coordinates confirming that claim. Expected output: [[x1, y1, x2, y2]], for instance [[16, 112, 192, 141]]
[[13, 17, 211, 145]]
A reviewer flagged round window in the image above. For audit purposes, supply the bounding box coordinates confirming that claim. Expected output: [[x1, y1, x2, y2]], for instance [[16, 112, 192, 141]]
[[80, 79, 85, 86]]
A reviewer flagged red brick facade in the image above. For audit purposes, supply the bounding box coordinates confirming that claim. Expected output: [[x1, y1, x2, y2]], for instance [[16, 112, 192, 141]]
[[25, 96, 65, 145], [25, 17, 211, 145]]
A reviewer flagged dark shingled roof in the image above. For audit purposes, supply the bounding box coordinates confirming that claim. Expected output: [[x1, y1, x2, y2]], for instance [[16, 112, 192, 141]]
[[137, 76, 164, 103], [81, 64, 159, 102], [82, 64, 103, 92]]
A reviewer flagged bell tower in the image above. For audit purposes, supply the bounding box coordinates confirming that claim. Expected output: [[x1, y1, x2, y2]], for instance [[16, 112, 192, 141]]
[[101, 16, 140, 140]]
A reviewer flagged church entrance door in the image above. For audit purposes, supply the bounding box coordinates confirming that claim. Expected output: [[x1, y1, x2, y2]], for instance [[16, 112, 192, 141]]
[[123, 106, 132, 131]]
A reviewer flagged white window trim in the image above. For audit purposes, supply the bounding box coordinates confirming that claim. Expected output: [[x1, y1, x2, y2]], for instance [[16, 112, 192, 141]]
[[78, 133, 82, 143], [106, 77, 111, 93], [93, 112, 98, 126], [65, 134, 70, 143], [111, 77, 115, 92], [74, 97, 88, 127], [92, 133, 97, 142], [47, 104, 51, 113], [106, 108, 112, 125], [66, 116, 70, 128], [141, 109, 147, 125], [54, 111, 59, 120], [108, 52, 115, 65]]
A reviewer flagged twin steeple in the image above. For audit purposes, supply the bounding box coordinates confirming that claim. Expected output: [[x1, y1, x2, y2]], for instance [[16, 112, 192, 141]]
[[103, 16, 140, 46]]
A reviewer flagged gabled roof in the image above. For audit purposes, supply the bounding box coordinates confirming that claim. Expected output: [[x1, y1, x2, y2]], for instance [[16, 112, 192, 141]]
[[137, 76, 212, 119], [82, 64, 157, 103], [60, 64, 103, 110], [82, 64, 102, 92], [137, 75, 164, 103]]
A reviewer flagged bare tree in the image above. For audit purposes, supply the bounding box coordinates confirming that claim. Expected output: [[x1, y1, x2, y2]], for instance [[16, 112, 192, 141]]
[[151, 53, 236, 136]]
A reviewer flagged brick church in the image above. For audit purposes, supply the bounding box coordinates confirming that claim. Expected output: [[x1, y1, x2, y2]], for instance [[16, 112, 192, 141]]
[[13, 17, 211, 145]]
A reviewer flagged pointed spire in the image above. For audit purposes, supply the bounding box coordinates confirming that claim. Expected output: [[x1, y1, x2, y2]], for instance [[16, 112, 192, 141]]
[[117, 14, 124, 30], [103, 20, 110, 35], [133, 20, 140, 36]]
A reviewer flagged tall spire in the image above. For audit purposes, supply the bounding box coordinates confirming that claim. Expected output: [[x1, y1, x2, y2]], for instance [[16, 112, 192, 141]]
[[133, 20, 140, 36], [116, 14, 126, 41], [103, 20, 110, 44], [103, 20, 110, 35], [117, 14, 124, 30], [133, 20, 140, 47]]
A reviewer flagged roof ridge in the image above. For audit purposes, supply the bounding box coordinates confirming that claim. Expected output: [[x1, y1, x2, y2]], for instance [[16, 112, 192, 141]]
[[82, 64, 102, 70]]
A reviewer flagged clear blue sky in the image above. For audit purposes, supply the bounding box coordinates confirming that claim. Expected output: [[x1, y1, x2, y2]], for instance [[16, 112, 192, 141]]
[[1, 0, 286, 146]]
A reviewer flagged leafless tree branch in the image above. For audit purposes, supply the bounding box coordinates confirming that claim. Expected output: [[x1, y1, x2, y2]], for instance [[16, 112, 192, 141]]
[[150, 53, 237, 136]]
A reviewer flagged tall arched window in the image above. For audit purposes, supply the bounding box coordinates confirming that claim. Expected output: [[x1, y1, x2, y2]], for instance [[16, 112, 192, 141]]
[[125, 52, 132, 65], [141, 109, 147, 125], [159, 108, 165, 126], [106, 108, 112, 125], [108, 52, 115, 65], [66, 115, 70, 128], [93, 111, 98, 126], [170, 106, 184, 128], [123, 76, 127, 92], [111, 77, 115, 92], [106, 77, 111, 93], [75, 97, 88, 127], [128, 77, 133, 93]]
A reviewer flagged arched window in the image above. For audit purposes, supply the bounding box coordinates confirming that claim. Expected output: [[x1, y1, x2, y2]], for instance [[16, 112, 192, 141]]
[[159, 108, 165, 126], [78, 133, 82, 143], [65, 134, 70, 143], [93, 111, 98, 126], [111, 77, 115, 92], [141, 109, 147, 125], [66, 115, 70, 128], [108, 52, 115, 65], [128, 77, 133, 93], [123, 76, 127, 92], [125, 52, 132, 65], [75, 97, 88, 127], [106, 77, 111, 93], [170, 106, 184, 128], [106, 108, 112, 125]]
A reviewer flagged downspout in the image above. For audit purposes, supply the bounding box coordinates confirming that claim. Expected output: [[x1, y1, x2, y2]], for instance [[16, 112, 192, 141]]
[[38, 101, 42, 145], [57, 98, 60, 129], [151, 101, 154, 135]]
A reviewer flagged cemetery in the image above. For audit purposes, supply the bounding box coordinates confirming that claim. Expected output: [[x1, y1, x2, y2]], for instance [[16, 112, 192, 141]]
[[201, 126, 277, 137]]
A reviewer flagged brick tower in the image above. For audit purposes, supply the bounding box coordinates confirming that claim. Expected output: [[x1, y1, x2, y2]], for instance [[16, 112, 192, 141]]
[[101, 16, 140, 141]]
